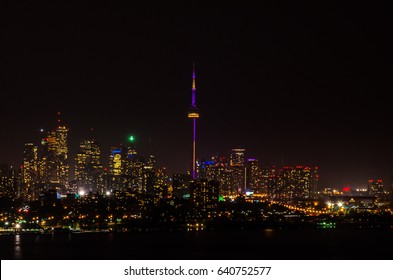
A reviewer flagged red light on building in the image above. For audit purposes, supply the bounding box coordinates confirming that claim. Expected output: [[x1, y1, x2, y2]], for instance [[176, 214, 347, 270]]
[[343, 187, 351, 192]]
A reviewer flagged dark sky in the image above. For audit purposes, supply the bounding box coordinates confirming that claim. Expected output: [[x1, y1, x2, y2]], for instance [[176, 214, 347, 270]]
[[1, 2, 393, 189]]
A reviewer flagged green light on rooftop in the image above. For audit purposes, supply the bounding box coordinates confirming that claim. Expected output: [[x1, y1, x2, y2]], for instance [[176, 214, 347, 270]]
[[129, 135, 135, 142]]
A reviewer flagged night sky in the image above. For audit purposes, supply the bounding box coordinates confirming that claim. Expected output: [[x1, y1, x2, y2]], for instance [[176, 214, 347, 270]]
[[2, 2, 393, 189]]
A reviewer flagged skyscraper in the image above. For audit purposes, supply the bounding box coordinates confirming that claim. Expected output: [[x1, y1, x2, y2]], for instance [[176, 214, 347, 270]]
[[75, 139, 104, 194], [22, 142, 38, 201], [56, 123, 70, 192], [230, 148, 245, 167], [38, 112, 70, 194], [230, 148, 246, 194], [247, 158, 261, 193], [190, 179, 219, 220], [123, 143, 143, 192], [172, 173, 192, 199], [368, 179, 385, 202], [187, 63, 199, 179], [0, 164, 17, 199], [267, 165, 318, 202], [108, 147, 123, 191]]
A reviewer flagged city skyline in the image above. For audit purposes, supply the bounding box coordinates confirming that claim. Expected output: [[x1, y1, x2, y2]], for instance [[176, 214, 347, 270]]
[[2, 2, 393, 189], [0, 111, 387, 192]]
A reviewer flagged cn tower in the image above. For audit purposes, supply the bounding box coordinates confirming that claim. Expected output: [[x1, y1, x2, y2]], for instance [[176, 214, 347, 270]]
[[188, 63, 199, 179]]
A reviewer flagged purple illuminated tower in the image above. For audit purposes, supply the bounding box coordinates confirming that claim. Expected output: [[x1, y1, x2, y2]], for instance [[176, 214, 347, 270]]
[[188, 63, 199, 179]]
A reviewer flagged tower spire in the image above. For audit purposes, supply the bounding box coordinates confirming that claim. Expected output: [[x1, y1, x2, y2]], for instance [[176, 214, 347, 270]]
[[192, 62, 196, 106], [188, 62, 199, 179]]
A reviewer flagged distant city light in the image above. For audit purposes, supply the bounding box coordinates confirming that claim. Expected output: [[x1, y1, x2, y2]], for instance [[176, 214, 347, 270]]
[[79, 190, 85, 196], [129, 135, 135, 142]]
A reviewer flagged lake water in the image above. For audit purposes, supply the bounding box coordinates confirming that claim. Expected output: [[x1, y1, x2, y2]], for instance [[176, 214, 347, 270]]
[[1, 229, 392, 260]]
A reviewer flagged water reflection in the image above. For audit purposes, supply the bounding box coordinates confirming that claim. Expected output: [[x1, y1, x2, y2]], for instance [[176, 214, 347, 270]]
[[14, 234, 21, 259], [263, 228, 275, 238]]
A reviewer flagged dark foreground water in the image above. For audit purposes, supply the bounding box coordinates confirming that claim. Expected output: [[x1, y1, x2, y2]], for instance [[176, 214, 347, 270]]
[[1, 229, 392, 260]]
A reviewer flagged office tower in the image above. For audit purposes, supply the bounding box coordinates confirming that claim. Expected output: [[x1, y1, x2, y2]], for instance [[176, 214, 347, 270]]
[[144, 167, 168, 205], [230, 148, 245, 167], [37, 136, 49, 186], [230, 148, 246, 194], [74, 139, 104, 194], [310, 166, 318, 199], [266, 165, 280, 200], [293, 166, 313, 199], [143, 165, 154, 194], [368, 179, 384, 201], [21, 143, 38, 201], [0, 164, 17, 198], [187, 63, 199, 179], [172, 173, 192, 199], [198, 160, 215, 180], [246, 158, 261, 193], [198, 155, 232, 197], [189, 179, 219, 220], [39, 113, 70, 193], [56, 122, 70, 191], [268, 165, 318, 202], [259, 166, 270, 195], [123, 144, 143, 192], [108, 147, 123, 191], [44, 130, 58, 186]]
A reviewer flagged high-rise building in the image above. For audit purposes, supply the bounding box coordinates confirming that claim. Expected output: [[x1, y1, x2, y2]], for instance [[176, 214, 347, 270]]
[[108, 147, 123, 191], [172, 173, 192, 199], [246, 158, 261, 193], [368, 179, 385, 201], [198, 155, 234, 197], [266, 165, 318, 202], [123, 145, 143, 191], [198, 160, 216, 180], [74, 139, 104, 194], [21, 142, 38, 201], [230, 148, 245, 167], [230, 148, 246, 194], [0, 164, 17, 198], [189, 179, 219, 220], [56, 124, 70, 191], [144, 167, 168, 205], [266, 165, 280, 200], [310, 166, 318, 199], [38, 113, 70, 194]]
